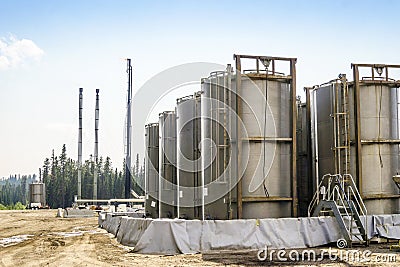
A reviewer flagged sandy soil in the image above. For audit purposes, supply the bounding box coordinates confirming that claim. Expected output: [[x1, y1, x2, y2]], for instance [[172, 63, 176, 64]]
[[1, 210, 400, 266]]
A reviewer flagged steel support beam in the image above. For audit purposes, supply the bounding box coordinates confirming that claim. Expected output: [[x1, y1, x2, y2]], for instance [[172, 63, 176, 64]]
[[352, 64, 363, 195]]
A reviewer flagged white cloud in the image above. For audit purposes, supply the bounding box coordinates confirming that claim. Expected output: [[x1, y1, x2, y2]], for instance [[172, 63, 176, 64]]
[[0, 35, 44, 70]]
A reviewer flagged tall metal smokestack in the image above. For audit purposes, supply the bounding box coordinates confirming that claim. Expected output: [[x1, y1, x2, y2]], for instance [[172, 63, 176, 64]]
[[78, 88, 83, 199], [125, 59, 132, 199], [93, 89, 99, 200]]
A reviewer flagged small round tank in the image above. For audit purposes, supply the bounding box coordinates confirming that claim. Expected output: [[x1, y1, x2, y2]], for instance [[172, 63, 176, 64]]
[[29, 183, 46, 206]]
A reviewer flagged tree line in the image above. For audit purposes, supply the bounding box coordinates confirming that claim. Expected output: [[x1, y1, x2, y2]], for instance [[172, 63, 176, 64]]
[[0, 144, 144, 209], [0, 174, 35, 208]]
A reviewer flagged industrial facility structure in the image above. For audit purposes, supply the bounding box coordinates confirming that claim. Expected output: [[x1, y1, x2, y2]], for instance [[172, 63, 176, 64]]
[[144, 56, 400, 226], [100, 54, 400, 251], [304, 64, 400, 216], [145, 54, 299, 220]]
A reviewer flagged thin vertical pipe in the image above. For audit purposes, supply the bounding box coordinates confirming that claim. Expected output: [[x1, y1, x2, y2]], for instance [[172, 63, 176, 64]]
[[93, 89, 99, 200], [234, 54, 243, 219], [290, 59, 298, 217], [125, 59, 132, 200], [78, 88, 83, 199]]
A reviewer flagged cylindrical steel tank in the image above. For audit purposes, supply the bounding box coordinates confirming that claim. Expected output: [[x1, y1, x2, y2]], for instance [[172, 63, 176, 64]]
[[145, 123, 159, 218], [309, 66, 400, 215], [176, 92, 202, 219], [296, 99, 312, 217], [201, 69, 235, 220], [310, 83, 337, 185], [237, 71, 293, 218], [352, 75, 400, 214], [159, 111, 177, 218], [201, 56, 297, 219], [29, 183, 46, 206]]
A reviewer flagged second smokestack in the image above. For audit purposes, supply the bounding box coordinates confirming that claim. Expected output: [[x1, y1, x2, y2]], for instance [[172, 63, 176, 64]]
[[93, 89, 99, 200]]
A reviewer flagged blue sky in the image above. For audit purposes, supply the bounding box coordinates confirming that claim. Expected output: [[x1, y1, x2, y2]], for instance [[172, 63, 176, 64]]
[[1, 0, 399, 178]]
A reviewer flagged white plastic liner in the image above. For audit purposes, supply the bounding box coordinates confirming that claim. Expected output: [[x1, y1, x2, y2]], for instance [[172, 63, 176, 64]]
[[99, 214, 400, 254]]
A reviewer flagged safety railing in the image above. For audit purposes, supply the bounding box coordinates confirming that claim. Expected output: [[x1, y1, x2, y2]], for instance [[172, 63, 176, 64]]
[[308, 173, 335, 217]]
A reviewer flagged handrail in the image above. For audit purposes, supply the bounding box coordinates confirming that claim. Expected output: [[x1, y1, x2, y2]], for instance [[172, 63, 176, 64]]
[[308, 173, 367, 218], [308, 173, 368, 243], [345, 173, 368, 239], [332, 185, 351, 234], [344, 174, 367, 215], [308, 173, 334, 216]]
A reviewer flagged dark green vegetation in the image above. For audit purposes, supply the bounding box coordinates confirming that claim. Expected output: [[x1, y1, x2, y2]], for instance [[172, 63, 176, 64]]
[[0, 144, 144, 209], [0, 174, 34, 208]]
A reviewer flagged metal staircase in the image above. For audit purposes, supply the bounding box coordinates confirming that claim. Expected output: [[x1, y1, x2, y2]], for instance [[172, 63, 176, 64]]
[[308, 174, 368, 247], [308, 76, 368, 247]]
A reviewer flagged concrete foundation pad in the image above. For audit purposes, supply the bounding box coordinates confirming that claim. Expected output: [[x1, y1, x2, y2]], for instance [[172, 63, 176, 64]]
[[63, 209, 96, 218]]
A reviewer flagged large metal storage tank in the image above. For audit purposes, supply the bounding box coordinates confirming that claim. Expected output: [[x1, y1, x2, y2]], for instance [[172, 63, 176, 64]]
[[159, 111, 177, 218], [29, 183, 46, 206], [201, 68, 236, 220], [145, 123, 159, 218], [296, 99, 313, 217], [309, 82, 339, 186], [200, 55, 298, 219], [308, 64, 400, 215], [234, 55, 297, 219], [176, 92, 202, 219], [353, 64, 400, 214]]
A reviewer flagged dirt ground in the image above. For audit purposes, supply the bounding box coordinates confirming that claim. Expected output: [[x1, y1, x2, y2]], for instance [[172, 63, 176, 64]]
[[1, 210, 400, 267]]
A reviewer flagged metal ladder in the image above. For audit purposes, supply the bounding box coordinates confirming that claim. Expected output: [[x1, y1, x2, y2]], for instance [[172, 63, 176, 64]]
[[308, 174, 368, 247], [333, 75, 351, 180]]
